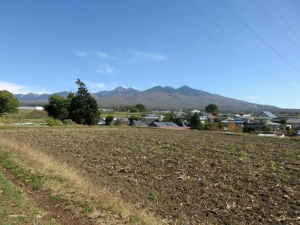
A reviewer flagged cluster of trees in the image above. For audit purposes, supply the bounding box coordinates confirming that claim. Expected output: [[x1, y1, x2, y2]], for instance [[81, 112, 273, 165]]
[[44, 79, 100, 125], [112, 104, 147, 113], [0, 90, 20, 114], [162, 112, 183, 126]]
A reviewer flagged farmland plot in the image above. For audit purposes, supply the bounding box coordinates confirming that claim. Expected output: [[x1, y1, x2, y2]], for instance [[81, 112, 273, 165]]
[[1, 127, 300, 224]]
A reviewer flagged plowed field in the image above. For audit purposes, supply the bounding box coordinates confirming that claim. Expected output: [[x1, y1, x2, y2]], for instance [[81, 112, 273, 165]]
[[2, 127, 300, 224]]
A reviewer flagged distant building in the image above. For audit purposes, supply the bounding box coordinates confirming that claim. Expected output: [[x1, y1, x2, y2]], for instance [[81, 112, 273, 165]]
[[18, 106, 44, 110], [244, 117, 281, 131], [286, 119, 300, 129], [132, 121, 148, 127]]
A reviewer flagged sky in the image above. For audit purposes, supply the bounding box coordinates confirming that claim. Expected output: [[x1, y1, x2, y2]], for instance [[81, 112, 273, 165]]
[[1, 0, 300, 109]]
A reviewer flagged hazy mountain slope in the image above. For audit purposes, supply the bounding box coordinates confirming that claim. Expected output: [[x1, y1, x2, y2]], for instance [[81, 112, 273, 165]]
[[14, 86, 280, 111], [95, 86, 279, 111]]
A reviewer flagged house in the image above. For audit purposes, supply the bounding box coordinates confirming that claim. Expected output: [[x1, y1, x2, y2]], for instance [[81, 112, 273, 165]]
[[286, 119, 300, 129], [238, 115, 253, 122], [98, 118, 106, 126], [143, 114, 162, 125], [271, 117, 287, 123], [220, 114, 233, 120], [122, 117, 129, 125], [200, 116, 208, 123], [244, 117, 281, 131], [132, 121, 148, 127], [228, 117, 245, 126], [207, 115, 217, 122]]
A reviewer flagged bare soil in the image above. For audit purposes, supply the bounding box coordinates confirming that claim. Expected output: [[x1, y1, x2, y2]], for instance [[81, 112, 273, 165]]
[[1, 127, 300, 224]]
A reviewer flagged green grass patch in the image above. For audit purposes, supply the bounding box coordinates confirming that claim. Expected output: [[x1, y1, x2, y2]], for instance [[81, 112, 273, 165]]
[[0, 170, 57, 225]]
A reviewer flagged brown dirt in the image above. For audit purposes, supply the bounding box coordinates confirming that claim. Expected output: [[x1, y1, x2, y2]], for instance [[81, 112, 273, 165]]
[[1, 127, 300, 224]]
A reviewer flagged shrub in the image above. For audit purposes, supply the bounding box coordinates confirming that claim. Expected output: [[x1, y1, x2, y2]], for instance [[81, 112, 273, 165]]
[[235, 126, 243, 133], [114, 118, 124, 126], [105, 116, 114, 126], [227, 123, 236, 132], [63, 119, 75, 125], [209, 122, 220, 131], [47, 117, 62, 126], [243, 127, 255, 133]]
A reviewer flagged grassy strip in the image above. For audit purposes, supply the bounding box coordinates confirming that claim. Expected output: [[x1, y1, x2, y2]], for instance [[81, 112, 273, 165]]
[[0, 136, 162, 224], [0, 169, 58, 225]]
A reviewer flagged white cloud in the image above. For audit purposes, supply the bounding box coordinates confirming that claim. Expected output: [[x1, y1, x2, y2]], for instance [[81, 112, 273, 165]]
[[74, 50, 87, 57], [129, 50, 167, 61], [95, 64, 119, 75], [0, 81, 49, 94], [246, 96, 256, 99], [0, 81, 28, 94], [96, 51, 115, 60]]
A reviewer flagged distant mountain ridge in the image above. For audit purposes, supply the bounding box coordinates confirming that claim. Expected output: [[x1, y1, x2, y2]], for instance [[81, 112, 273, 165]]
[[93, 87, 140, 98], [14, 91, 69, 103], [14, 85, 280, 111]]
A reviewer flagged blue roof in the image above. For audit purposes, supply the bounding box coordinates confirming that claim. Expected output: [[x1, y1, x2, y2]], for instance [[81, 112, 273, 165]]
[[233, 121, 244, 124], [234, 117, 244, 121]]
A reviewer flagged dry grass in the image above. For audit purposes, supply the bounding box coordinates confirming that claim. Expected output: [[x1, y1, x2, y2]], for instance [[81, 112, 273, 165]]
[[0, 135, 164, 225]]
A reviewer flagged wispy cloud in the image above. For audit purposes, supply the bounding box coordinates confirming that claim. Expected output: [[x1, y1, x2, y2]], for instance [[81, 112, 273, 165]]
[[95, 64, 120, 75], [87, 82, 119, 92], [246, 96, 256, 99], [289, 82, 297, 86], [74, 50, 87, 57], [96, 51, 115, 60], [129, 50, 167, 61]]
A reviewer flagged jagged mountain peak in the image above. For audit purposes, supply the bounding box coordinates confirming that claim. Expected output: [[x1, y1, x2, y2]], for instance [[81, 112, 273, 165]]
[[94, 86, 140, 98]]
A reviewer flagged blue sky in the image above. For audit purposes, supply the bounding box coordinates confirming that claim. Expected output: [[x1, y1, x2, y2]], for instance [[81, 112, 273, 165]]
[[1, 0, 300, 109]]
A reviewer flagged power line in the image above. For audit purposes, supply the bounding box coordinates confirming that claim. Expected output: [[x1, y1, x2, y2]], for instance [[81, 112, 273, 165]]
[[154, 0, 300, 93], [254, 0, 300, 52], [267, 0, 300, 42], [182, 0, 296, 82], [217, 0, 300, 75]]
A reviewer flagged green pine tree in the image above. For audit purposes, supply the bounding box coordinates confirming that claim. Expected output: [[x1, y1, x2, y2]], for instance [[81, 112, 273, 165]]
[[69, 79, 100, 125], [190, 112, 202, 130]]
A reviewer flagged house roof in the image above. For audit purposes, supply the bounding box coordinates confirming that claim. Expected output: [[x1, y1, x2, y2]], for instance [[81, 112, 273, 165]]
[[153, 122, 178, 128], [132, 121, 148, 127], [259, 111, 277, 118], [264, 121, 281, 126], [234, 117, 244, 121], [286, 119, 300, 124]]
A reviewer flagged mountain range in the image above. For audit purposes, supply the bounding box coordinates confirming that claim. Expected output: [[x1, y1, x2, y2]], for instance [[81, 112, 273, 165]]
[[15, 85, 280, 111]]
